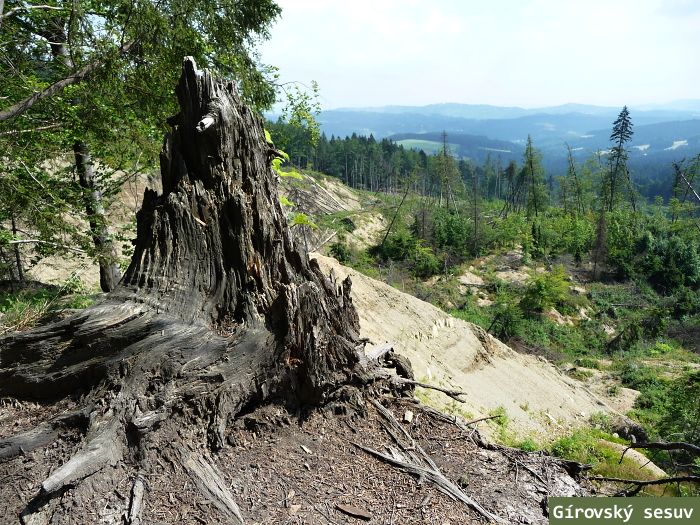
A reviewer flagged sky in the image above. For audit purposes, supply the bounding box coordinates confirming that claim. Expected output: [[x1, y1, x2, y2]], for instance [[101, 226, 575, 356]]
[[258, 0, 700, 110]]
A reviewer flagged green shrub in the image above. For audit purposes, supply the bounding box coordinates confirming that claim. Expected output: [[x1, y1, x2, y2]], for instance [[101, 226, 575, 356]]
[[411, 243, 441, 278], [641, 234, 700, 293], [519, 264, 569, 313], [575, 357, 600, 369], [672, 286, 700, 319], [489, 298, 523, 340], [329, 241, 351, 264], [515, 437, 540, 452], [0, 281, 94, 333]]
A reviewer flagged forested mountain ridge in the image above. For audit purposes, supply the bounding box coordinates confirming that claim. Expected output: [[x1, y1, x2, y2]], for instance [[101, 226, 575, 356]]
[[318, 102, 700, 140], [297, 106, 700, 200]]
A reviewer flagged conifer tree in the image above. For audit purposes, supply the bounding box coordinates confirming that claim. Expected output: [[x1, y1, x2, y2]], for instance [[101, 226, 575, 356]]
[[605, 106, 635, 212], [522, 135, 548, 220]]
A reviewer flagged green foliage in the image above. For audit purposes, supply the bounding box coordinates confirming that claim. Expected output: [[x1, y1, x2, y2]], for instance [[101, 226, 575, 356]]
[[379, 230, 420, 261], [616, 363, 700, 473], [279, 195, 295, 207], [515, 438, 540, 452], [575, 357, 601, 369], [432, 208, 471, 255], [411, 243, 441, 278], [329, 241, 351, 264], [491, 214, 530, 249], [450, 297, 492, 330], [641, 234, 700, 292], [489, 298, 523, 340], [672, 286, 700, 319], [549, 429, 622, 472], [657, 370, 700, 455], [519, 265, 569, 313], [1, 0, 283, 277], [290, 213, 317, 229], [282, 81, 322, 148], [0, 281, 94, 334], [605, 210, 639, 278], [522, 136, 548, 220], [617, 362, 670, 411]]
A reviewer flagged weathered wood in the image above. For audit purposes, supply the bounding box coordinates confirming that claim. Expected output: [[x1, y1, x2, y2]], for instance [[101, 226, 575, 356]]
[[41, 421, 122, 494], [627, 441, 700, 456], [182, 452, 244, 524], [0, 57, 364, 522], [589, 475, 700, 496], [0, 423, 59, 461], [127, 473, 147, 525], [391, 377, 467, 402], [0, 410, 88, 462]]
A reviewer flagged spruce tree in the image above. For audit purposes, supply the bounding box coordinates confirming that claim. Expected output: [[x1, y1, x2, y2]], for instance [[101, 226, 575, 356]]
[[605, 106, 635, 212]]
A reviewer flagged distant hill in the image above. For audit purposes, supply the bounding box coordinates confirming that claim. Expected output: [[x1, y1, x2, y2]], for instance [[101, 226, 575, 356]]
[[383, 119, 700, 199], [316, 102, 700, 199], [321, 101, 700, 140], [392, 132, 523, 163]]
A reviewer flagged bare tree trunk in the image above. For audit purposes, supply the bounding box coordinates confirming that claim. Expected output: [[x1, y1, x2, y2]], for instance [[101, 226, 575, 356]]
[[73, 140, 122, 292], [0, 58, 365, 524], [11, 213, 23, 281]]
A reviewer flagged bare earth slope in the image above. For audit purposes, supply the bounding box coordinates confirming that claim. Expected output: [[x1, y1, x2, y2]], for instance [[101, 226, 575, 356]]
[[314, 253, 613, 440]]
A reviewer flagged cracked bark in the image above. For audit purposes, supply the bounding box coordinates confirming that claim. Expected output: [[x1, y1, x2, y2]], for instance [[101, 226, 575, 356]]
[[0, 57, 364, 524]]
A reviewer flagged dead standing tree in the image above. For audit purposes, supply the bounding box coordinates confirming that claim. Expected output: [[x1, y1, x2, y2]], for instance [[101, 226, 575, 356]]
[[0, 58, 367, 523]]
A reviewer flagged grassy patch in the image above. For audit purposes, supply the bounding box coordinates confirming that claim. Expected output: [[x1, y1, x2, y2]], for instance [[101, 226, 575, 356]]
[[449, 297, 492, 330], [0, 280, 94, 334], [548, 428, 675, 495]]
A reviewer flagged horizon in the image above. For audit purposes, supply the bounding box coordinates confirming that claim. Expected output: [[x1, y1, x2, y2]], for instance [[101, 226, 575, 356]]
[[260, 0, 700, 110], [325, 100, 700, 112]]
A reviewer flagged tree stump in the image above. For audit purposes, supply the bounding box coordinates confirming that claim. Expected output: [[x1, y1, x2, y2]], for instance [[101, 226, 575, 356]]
[[0, 58, 365, 524]]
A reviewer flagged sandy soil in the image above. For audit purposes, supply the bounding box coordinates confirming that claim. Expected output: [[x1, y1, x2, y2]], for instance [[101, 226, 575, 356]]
[[314, 254, 616, 442], [280, 173, 386, 252]]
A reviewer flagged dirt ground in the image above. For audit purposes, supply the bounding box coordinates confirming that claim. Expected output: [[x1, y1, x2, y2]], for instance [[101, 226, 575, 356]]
[[0, 397, 586, 525]]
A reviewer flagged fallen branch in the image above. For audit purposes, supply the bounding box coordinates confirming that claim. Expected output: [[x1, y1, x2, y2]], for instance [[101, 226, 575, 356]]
[[127, 473, 147, 525], [392, 377, 467, 402], [589, 475, 700, 496], [6, 239, 86, 254], [354, 443, 506, 524], [463, 414, 502, 426], [358, 399, 507, 524], [628, 441, 700, 456], [1, 4, 65, 22], [0, 123, 62, 135]]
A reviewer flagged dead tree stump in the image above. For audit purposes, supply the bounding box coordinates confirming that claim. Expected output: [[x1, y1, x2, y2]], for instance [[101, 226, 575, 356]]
[[0, 58, 365, 524]]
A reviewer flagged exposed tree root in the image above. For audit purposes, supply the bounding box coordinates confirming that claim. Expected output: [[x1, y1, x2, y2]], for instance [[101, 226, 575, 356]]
[[181, 451, 244, 524]]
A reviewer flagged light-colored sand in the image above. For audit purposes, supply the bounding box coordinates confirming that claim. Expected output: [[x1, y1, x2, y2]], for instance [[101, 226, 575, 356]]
[[314, 253, 614, 440]]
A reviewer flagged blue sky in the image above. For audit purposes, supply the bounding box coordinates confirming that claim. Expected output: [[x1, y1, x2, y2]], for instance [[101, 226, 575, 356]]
[[259, 0, 700, 110]]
